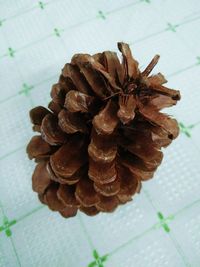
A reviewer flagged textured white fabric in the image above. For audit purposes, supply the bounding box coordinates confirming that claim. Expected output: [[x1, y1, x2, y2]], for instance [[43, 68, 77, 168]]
[[0, 1, 200, 266]]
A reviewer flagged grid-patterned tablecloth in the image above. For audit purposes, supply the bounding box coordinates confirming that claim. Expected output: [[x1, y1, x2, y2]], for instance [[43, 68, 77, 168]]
[[0, 1, 200, 266]]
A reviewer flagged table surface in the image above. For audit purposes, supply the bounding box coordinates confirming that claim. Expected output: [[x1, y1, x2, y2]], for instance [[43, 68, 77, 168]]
[[0, 1, 200, 266]]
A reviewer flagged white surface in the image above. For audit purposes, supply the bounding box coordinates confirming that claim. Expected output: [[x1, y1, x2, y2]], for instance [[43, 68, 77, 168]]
[[0, 1, 200, 266]]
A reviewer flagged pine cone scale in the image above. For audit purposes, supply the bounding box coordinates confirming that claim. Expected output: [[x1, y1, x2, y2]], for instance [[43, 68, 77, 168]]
[[41, 113, 67, 145], [57, 184, 79, 207], [94, 176, 121, 197], [26, 136, 51, 159], [88, 129, 117, 163], [102, 51, 123, 83], [30, 106, 50, 126], [93, 100, 119, 135], [117, 42, 139, 79], [32, 162, 51, 194], [96, 195, 119, 213], [75, 177, 100, 207], [60, 206, 78, 218], [45, 184, 65, 211], [62, 64, 89, 94], [88, 159, 117, 185], [50, 137, 87, 179], [64, 90, 94, 113], [58, 109, 87, 134]]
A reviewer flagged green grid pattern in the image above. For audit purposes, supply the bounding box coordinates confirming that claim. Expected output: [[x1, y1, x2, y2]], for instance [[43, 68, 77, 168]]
[[1, 1, 200, 266], [1, 1, 200, 61], [1, 198, 200, 266]]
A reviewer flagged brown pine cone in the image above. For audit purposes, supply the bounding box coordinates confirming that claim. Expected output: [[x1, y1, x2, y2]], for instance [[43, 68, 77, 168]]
[[26, 42, 181, 218]]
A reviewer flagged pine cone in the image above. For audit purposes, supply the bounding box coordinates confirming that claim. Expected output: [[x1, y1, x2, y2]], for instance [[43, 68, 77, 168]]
[[27, 42, 180, 218]]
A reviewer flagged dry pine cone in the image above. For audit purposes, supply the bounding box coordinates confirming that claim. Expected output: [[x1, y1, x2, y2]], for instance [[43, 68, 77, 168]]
[[27, 42, 180, 218]]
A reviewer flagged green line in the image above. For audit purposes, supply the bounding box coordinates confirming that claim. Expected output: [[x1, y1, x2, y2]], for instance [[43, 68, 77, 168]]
[[0, 203, 21, 266], [130, 29, 167, 45], [0, 16, 96, 59], [178, 121, 200, 138], [7, 47, 15, 58], [0, 18, 6, 26], [27, 95, 35, 107], [10, 236, 22, 267], [0, 145, 25, 161], [169, 233, 191, 267], [196, 56, 200, 65], [1, 2, 200, 60], [180, 15, 200, 27], [0, 201, 17, 237], [19, 83, 34, 96], [17, 205, 45, 223], [144, 191, 171, 232], [0, 194, 198, 264], [173, 198, 200, 218], [144, 161, 191, 264], [163, 224, 170, 232], [143, 189, 158, 211], [39, 1, 46, 10], [88, 250, 109, 267], [106, 0, 141, 15], [0, 74, 58, 105], [183, 10, 200, 19], [0, 219, 17, 234], [16, 33, 53, 53], [156, 212, 172, 233], [0, 242, 5, 265], [97, 10, 106, 20], [33, 73, 58, 87], [157, 212, 164, 220], [0, 93, 19, 104], [166, 22, 179, 32], [93, 250, 99, 260], [53, 28, 64, 37], [125, 13, 200, 46], [62, 17, 98, 32], [0, 202, 6, 218], [1, 0, 55, 22], [64, 1, 141, 32], [0, 53, 7, 59], [78, 214, 95, 250], [167, 64, 197, 77], [107, 202, 194, 258], [3, 6, 37, 21], [0, 206, 44, 235], [144, 190, 173, 233], [109, 225, 155, 256]]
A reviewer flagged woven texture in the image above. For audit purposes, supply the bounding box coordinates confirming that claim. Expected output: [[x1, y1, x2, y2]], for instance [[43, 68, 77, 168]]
[[0, 1, 200, 266]]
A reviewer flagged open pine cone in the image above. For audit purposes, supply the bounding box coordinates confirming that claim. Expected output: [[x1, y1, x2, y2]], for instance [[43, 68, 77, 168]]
[[27, 42, 180, 218]]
